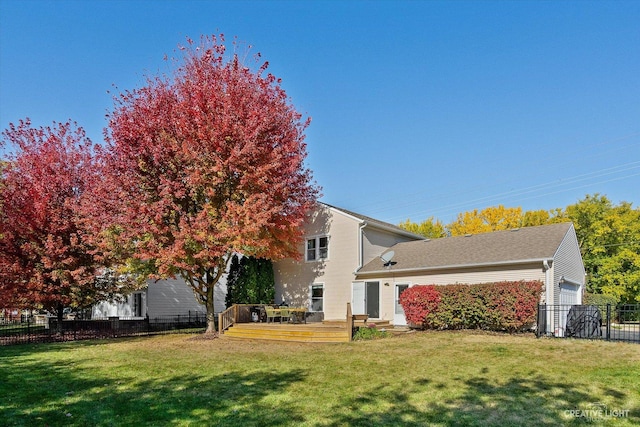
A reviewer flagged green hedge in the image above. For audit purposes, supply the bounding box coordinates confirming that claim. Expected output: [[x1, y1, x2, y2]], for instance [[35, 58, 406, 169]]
[[401, 281, 543, 332], [583, 292, 618, 307]]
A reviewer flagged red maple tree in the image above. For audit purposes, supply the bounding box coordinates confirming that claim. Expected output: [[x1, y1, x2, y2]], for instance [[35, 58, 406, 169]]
[[87, 35, 319, 333], [0, 120, 105, 322]]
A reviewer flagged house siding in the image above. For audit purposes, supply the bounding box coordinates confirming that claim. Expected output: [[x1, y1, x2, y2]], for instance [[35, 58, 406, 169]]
[[92, 292, 147, 319], [358, 263, 545, 323], [551, 225, 586, 304], [274, 205, 362, 320], [362, 228, 420, 267], [146, 278, 206, 319]]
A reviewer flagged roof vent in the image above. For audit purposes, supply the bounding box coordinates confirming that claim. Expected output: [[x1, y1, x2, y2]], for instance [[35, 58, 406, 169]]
[[424, 239, 431, 242], [510, 228, 521, 232], [464, 234, 472, 237]]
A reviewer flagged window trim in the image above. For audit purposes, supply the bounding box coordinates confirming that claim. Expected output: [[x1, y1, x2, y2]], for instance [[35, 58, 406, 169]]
[[310, 283, 324, 312], [305, 235, 329, 262]]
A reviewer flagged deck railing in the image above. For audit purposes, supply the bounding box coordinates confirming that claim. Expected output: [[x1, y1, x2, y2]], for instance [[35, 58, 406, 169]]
[[218, 304, 264, 334], [218, 305, 237, 335], [346, 302, 354, 341]]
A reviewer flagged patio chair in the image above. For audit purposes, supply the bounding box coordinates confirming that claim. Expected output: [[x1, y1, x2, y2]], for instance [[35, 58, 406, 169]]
[[279, 308, 291, 323], [265, 307, 279, 323]]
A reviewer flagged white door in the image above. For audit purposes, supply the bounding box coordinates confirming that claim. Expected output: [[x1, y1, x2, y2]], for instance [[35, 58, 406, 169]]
[[352, 281, 380, 318], [365, 282, 380, 318], [352, 282, 365, 314], [394, 284, 409, 326]]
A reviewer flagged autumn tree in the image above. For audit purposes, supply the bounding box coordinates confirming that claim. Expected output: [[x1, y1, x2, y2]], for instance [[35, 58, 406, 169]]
[[521, 208, 566, 227], [398, 217, 447, 238], [565, 194, 640, 303], [87, 35, 319, 333], [0, 120, 117, 323], [447, 205, 524, 236]]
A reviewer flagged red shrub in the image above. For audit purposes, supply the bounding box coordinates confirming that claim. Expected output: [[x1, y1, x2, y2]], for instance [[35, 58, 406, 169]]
[[400, 281, 543, 332], [399, 285, 441, 327]]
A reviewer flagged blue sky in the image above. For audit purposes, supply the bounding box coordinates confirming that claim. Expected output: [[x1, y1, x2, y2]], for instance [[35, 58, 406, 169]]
[[1, 0, 638, 224]]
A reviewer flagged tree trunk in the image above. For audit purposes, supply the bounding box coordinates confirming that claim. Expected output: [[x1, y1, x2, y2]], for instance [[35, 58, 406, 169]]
[[205, 270, 216, 334]]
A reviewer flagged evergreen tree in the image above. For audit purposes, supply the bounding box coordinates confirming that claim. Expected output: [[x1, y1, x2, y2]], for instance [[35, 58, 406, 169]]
[[225, 255, 275, 306]]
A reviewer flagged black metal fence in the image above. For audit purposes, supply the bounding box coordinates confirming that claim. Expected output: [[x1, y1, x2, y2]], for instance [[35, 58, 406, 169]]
[[537, 304, 640, 344], [0, 312, 208, 346]]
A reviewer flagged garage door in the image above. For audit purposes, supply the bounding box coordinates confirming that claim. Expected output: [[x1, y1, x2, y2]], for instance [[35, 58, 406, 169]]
[[559, 283, 579, 305]]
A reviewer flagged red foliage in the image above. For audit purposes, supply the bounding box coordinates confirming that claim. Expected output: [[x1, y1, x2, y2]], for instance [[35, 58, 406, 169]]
[[478, 281, 542, 331], [0, 119, 101, 314], [399, 285, 441, 327], [84, 35, 319, 331], [400, 281, 543, 332]]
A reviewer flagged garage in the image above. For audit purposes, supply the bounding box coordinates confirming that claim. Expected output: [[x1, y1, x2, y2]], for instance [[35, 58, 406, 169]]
[[558, 281, 581, 305]]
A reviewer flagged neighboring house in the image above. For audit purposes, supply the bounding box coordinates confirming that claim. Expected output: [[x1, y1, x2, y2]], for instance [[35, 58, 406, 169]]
[[274, 203, 586, 331], [92, 277, 226, 320]]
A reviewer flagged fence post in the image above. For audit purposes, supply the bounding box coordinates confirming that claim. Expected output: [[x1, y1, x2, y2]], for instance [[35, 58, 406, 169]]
[[536, 305, 544, 338], [605, 303, 611, 341]]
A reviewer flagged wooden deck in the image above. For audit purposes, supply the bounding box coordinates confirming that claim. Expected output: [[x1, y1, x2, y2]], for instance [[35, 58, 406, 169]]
[[221, 319, 393, 343], [221, 322, 351, 343]]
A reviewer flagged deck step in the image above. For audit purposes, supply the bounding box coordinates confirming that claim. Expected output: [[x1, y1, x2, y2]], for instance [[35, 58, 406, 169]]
[[222, 323, 350, 343], [323, 319, 392, 328]]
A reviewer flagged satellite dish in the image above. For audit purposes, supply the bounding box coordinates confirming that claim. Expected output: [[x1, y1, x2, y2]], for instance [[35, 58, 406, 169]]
[[380, 250, 395, 265]]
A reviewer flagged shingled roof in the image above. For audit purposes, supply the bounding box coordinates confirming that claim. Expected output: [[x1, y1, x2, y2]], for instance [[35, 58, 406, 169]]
[[357, 222, 575, 275]]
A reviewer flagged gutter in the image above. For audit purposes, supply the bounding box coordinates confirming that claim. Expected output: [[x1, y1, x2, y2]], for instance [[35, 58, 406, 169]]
[[543, 259, 551, 304], [356, 257, 554, 277]]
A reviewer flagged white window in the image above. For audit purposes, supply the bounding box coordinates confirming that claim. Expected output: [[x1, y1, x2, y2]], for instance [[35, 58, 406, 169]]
[[306, 236, 329, 261], [132, 292, 144, 317], [311, 284, 324, 312]]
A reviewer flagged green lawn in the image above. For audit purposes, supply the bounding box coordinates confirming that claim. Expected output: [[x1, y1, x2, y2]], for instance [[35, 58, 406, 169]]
[[1, 331, 638, 426]]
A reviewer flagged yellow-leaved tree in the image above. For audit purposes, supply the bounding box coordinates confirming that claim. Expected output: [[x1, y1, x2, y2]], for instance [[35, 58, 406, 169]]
[[447, 205, 523, 236]]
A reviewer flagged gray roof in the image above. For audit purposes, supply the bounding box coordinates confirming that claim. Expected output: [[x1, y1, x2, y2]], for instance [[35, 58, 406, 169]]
[[357, 222, 574, 275]]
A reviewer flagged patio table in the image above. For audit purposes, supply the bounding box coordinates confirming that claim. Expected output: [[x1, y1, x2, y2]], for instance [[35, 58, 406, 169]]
[[266, 307, 307, 324]]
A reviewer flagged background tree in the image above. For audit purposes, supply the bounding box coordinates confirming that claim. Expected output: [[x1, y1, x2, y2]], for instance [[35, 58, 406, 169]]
[[447, 205, 523, 236], [521, 208, 566, 227], [398, 217, 447, 238], [87, 35, 319, 333], [0, 120, 115, 323], [565, 194, 640, 303], [225, 255, 275, 306]]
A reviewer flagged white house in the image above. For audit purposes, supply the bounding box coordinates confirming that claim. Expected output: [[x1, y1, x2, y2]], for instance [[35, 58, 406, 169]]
[[273, 203, 586, 330], [94, 203, 586, 335], [92, 277, 225, 320]]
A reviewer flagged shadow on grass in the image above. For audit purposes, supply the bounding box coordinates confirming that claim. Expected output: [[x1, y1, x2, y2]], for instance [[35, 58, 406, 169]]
[[2, 340, 638, 426], [0, 343, 305, 426], [323, 375, 639, 427]]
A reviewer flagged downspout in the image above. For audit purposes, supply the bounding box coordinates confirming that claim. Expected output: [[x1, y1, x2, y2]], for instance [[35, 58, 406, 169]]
[[357, 221, 368, 270], [543, 259, 551, 335]]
